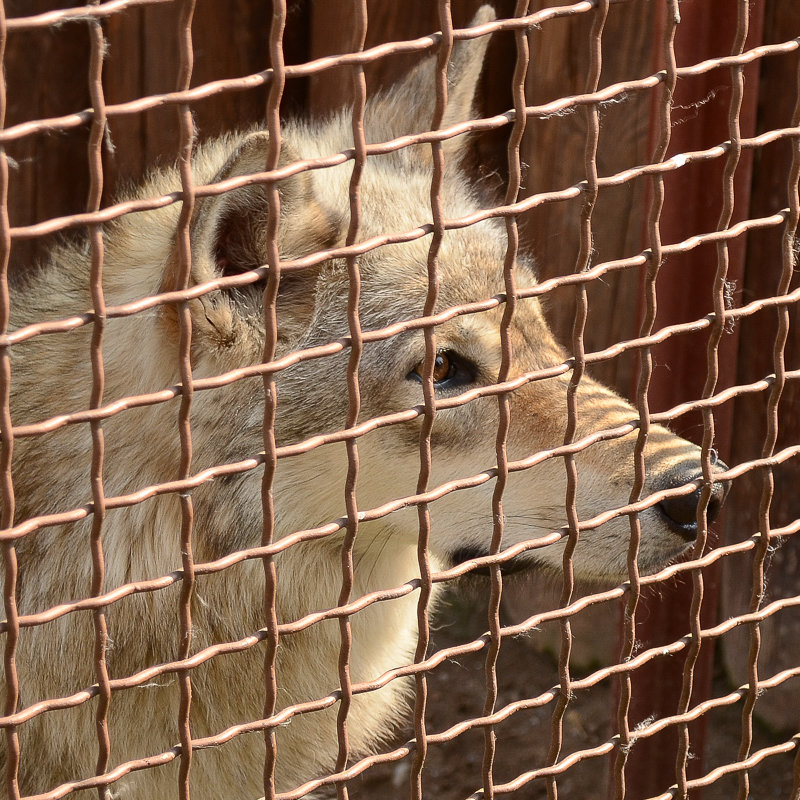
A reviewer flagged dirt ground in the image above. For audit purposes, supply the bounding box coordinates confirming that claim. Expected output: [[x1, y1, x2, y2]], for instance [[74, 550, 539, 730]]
[[342, 588, 798, 800]]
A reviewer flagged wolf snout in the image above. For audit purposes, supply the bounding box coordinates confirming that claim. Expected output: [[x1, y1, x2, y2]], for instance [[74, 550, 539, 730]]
[[655, 461, 730, 541]]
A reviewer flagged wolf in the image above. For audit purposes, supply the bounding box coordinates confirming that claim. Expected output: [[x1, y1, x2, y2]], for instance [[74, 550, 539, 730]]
[[1, 6, 727, 799]]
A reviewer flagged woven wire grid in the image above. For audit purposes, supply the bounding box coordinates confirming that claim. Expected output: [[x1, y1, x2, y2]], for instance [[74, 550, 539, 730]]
[[0, 1, 798, 799]]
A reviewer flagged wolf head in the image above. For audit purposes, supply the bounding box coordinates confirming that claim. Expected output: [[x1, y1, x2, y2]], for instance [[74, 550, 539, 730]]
[[115, 4, 726, 584]]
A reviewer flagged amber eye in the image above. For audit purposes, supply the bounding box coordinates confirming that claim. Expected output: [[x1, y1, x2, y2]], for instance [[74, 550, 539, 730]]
[[432, 353, 452, 383], [407, 351, 476, 389]]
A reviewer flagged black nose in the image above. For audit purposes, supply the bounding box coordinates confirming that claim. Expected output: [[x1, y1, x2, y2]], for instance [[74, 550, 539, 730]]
[[656, 461, 730, 541]]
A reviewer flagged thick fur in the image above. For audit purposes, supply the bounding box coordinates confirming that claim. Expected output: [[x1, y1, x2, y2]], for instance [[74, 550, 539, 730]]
[[2, 8, 723, 799]]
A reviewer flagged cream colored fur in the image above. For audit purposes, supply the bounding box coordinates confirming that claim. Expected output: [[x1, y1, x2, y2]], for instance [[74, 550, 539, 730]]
[[1, 7, 724, 799]]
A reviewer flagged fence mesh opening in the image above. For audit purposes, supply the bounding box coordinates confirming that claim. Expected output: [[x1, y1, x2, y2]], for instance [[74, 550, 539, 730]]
[[0, 1, 798, 799]]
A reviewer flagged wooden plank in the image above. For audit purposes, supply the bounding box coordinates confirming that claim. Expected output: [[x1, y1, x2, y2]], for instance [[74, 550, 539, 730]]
[[519, 0, 657, 393], [4, 1, 90, 276], [104, 0, 302, 192], [307, 0, 517, 126]]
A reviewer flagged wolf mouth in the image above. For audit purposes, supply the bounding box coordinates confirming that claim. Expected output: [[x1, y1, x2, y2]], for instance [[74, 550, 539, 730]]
[[449, 546, 532, 576]]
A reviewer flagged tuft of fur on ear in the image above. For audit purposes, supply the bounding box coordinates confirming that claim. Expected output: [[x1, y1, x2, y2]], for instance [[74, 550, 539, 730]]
[[364, 4, 496, 167], [163, 131, 343, 351]]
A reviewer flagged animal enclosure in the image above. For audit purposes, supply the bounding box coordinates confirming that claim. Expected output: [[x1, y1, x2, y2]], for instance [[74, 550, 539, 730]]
[[1, 1, 799, 799]]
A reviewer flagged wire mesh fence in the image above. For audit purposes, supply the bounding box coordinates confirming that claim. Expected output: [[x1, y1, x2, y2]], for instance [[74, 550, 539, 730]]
[[0, 1, 798, 798]]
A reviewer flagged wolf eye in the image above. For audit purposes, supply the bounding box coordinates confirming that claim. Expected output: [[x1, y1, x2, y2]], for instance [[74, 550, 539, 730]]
[[407, 351, 475, 389]]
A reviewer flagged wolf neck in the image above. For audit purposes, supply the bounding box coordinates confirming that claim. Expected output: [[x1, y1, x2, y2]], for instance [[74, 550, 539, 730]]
[[275, 520, 439, 614], [272, 520, 441, 674]]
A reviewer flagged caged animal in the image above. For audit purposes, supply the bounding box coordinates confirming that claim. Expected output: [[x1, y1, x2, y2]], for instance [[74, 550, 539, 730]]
[[2, 7, 727, 799]]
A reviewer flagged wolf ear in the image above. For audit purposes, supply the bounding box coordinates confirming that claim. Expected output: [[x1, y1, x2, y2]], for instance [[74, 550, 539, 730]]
[[164, 131, 342, 346], [365, 4, 496, 165], [190, 132, 340, 284]]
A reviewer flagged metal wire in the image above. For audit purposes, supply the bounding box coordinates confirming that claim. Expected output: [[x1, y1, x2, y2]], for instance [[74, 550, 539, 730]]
[[261, 3, 288, 796], [173, 0, 198, 797], [334, 3, 368, 798], [480, 0, 529, 796], [408, 3, 452, 796], [85, 7, 112, 799], [0, 5, 18, 799]]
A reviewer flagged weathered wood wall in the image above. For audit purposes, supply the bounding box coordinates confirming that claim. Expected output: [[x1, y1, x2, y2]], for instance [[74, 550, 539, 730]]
[[3, 0, 798, 795], [721, 0, 800, 735]]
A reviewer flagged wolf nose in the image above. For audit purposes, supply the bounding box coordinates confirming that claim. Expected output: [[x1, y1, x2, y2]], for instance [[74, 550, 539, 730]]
[[657, 461, 730, 541]]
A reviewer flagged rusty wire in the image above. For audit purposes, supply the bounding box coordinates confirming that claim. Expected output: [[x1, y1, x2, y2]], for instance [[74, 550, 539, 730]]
[[173, 0, 198, 797], [1, 497, 798, 647], [0, 1, 798, 799], [0, 410, 795, 564], [261, 3, 288, 796], [335, 3, 368, 800], [85, 5, 112, 799], [3, 532, 800, 797], [480, 1, 529, 796], [0, 4, 17, 799], [407, 2, 453, 796], [1, 445, 798, 660]]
